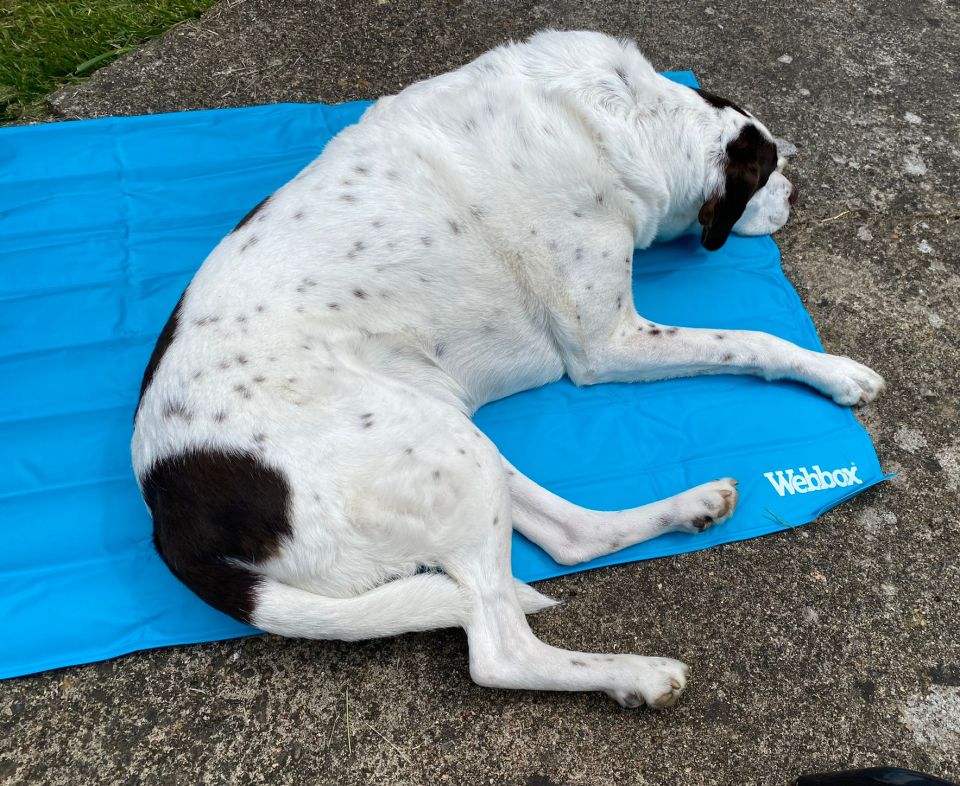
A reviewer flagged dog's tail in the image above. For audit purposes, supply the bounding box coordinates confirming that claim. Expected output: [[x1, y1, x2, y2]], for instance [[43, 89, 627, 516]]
[[250, 572, 557, 640]]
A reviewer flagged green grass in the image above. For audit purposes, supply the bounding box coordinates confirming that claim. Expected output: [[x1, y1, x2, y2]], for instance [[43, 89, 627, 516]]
[[0, 0, 218, 121]]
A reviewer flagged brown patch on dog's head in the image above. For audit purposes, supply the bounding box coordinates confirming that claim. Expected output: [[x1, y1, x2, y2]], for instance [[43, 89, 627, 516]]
[[694, 87, 748, 117], [699, 125, 778, 251]]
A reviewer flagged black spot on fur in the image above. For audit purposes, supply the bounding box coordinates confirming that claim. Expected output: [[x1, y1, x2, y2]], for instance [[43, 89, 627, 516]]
[[353, 165, 369, 175], [144, 449, 292, 623], [571, 659, 587, 667], [493, 515, 499, 525], [163, 400, 192, 422], [572, 210, 583, 218], [404, 447, 413, 455], [236, 354, 249, 365], [649, 329, 661, 336], [421, 236, 433, 247], [340, 194, 356, 203], [447, 219, 462, 234], [236, 315, 247, 324], [353, 289, 368, 299], [213, 411, 228, 423], [328, 303, 340, 310], [231, 195, 271, 234], [240, 237, 259, 253], [253, 433, 267, 445], [715, 333, 725, 340], [666, 327, 678, 335], [234, 384, 252, 399], [293, 211, 304, 221], [137, 291, 185, 418], [693, 87, 748, 116], [433, 470, 441, 481], [722, 352, 734, 362], [574, 246, 583, 261], [193, 370, 203, 380], [372, 218, 384, 228], [253, 375, 266, 383]]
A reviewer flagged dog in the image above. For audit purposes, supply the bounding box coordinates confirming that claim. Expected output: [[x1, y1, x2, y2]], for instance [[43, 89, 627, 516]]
[[132, 30, 884, 709]]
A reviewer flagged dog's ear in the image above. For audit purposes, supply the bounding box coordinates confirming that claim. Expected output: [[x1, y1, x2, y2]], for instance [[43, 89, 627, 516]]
[[699, 125, 778, 251]]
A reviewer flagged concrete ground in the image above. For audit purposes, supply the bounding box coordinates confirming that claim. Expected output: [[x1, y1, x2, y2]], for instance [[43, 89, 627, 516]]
[[3, 1, 959, 784]]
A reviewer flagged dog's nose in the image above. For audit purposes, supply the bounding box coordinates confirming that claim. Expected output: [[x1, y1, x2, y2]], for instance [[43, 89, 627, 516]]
[[788, 185, 799, 206]]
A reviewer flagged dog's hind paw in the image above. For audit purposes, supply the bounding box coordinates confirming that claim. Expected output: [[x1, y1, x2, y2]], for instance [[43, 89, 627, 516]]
[[672, 478, 739, 534], [606, 656, 689, 709]]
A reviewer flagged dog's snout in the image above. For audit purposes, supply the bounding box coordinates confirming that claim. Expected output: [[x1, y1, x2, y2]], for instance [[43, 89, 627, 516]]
[[788, 185, 799, 206]]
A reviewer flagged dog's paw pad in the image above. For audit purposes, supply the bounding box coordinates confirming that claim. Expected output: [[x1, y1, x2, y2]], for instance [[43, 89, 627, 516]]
[[675, 478, 739, 533], [606, 657, 689, 709], [816, 355, 886, 406]]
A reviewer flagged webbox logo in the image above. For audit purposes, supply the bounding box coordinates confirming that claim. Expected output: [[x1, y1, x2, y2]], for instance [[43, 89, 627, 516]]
[[763, 463, 862, 496]]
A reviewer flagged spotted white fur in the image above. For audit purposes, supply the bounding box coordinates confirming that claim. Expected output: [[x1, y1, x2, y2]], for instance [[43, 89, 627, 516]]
[[132, 30, 884, 708]]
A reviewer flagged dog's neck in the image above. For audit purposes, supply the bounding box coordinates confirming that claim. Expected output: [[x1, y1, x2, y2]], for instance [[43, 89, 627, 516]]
[[584, 75, 733, 248]]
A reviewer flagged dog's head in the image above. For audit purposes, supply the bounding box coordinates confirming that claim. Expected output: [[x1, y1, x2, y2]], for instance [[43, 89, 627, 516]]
[[694, 88, 796, 251]]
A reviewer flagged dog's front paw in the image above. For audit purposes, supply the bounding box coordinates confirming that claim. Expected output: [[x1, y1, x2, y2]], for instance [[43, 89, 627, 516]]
[[673, 478, 739, 534], [812, 354, 886, 406], [606, 656, 689, 709]]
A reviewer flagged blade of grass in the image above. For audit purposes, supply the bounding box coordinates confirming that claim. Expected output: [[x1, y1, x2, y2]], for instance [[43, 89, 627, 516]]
[[363, 722, 412, 764], [762, 508, 797, 529], [345, 686, 352, 756], [74, 44, 135, 75]]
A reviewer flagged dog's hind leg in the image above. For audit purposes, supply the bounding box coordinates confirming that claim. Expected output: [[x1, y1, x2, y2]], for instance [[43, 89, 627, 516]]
[[427, 443, 689, 708], [504, 459, 738, 565], [447, 492, 689, 708]]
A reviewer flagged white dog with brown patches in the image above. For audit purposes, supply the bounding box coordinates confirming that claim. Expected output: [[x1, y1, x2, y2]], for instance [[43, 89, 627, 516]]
[[132, 30, 884, 708]]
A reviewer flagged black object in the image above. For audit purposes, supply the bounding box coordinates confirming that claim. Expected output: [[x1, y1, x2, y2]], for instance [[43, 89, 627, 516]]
[[795, 768, 960, 786]]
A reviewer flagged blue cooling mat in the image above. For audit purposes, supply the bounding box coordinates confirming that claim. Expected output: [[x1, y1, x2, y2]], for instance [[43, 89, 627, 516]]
[[0, 72, 889, 679]]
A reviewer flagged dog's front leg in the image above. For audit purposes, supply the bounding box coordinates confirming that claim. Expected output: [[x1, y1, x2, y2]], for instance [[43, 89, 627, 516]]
[[567, 313, 884, 406]]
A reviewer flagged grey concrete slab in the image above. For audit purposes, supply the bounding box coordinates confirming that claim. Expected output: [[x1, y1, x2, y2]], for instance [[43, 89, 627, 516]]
[[3, 1, 960, 784]]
